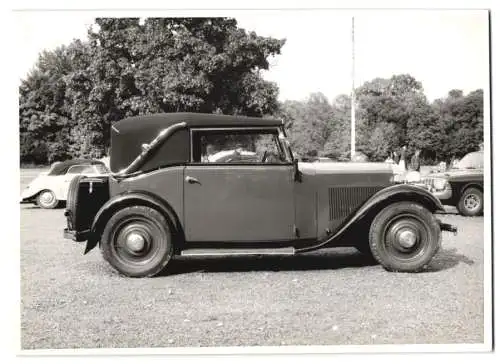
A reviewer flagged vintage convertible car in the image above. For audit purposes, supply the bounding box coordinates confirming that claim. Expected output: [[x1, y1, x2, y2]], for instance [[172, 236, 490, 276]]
[[419, 151, 484, 216], [21, 159, 109, 209], [63, 113, 456, 277]]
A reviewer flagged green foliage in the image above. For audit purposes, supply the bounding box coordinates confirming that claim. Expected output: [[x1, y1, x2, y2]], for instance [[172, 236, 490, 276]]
[[20, 23, 483, 166], [280, 75, 483, 163], [362, 122, 400, 161], [322, 94, 351, 159], [431, 89, 483, 161], [279, 93, 336, 159], [19, 17, 285, 164]]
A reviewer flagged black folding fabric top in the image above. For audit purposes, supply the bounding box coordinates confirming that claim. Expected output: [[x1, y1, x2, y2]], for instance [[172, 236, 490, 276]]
[[113, 113, 282, 135], [110, 113, 282, 172]]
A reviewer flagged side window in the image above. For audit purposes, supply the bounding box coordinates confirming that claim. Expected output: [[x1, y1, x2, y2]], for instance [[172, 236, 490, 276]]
[[191, 129, 288, 164], [66, 165, 95, 175]]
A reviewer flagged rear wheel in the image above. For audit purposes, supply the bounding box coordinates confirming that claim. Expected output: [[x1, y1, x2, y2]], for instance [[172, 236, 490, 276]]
[[36, 190, 59, 209], [369, 202, 441, 272], [457, 187, 483, 216], [100, 206, 173, 278]]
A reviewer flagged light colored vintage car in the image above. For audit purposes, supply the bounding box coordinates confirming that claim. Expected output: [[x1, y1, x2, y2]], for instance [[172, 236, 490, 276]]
[[21, 159, 109, 209], [63, 113, 457, 278]]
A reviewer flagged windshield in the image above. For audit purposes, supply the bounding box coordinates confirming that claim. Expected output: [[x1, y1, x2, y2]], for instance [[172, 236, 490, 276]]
[[279, 128, 294, 161], [456, 152, 483, 169]]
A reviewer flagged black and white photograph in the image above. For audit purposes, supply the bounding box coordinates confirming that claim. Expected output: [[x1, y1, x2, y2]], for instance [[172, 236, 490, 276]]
[[8, 1, 495, 361]]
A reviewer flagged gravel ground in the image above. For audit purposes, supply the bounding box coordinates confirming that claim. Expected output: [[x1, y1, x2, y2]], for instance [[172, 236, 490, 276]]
[[20, 170, 486, 349]]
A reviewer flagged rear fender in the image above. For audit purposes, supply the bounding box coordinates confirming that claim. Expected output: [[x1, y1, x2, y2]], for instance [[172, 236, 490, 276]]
[[298, 184, 445, 252], [84, 191, 182, 254]]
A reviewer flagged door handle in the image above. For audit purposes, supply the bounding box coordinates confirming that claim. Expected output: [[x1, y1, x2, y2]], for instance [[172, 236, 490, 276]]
[[185, 176, 200, 184]]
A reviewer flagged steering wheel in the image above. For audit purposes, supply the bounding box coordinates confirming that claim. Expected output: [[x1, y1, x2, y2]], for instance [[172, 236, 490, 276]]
[[261, 151, 268, 163]]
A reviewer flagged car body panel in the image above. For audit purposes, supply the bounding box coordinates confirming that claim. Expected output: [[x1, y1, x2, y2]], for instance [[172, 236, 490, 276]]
[[183, 164, 295, 242], [110, 166, 185, 225], [296, 162, 393, 239]]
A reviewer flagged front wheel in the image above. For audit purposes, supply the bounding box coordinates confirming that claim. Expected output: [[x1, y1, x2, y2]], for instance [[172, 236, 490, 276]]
[[36, 190, 59, 209], [369, 202, 441, 272], [100, 206, 174, 278], [457, 187, 483, 216]]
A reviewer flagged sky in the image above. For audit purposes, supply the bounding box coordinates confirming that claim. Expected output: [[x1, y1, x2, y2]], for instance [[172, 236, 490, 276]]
[[15, 9, 489, 102]]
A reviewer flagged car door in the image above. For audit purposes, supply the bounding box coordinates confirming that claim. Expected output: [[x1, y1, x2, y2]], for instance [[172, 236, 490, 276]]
[[183, 128, 295, 242]]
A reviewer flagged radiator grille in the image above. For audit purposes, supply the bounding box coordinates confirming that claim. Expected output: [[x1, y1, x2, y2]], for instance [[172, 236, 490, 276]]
[[328, 186, 383, 221]]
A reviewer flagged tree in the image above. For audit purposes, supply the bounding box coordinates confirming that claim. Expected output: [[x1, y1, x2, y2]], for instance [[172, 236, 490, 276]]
[[432, 89, 483, 161], [279, 75, 483, 164], [279, 92, 335, 159], [20, 17, 286, 163], [323, 94, 351, 159], [354, 74, 439, 160], [19, 45, 78, 164], [361, 122, 400, 161]]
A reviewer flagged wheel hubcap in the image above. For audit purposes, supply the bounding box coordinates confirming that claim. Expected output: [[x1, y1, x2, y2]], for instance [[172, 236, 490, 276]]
[[116, 223, 153, 257], [464, 194, 480, 210], [384, 216, 426, 258], [125, 232, 146, 252], [40, 191, 55, 205], [397, 229, 417, 248]]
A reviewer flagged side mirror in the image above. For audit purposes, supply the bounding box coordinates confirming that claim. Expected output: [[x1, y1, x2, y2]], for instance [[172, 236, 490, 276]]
[[293, 158, 302, 183]]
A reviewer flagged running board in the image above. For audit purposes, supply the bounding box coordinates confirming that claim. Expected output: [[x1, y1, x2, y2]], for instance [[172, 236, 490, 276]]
[[180, 247, 295, 257]]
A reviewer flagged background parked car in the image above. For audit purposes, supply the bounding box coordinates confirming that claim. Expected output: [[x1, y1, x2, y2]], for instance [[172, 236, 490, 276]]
[[20, 159, 109, 209], [419, 151, 484, 216]]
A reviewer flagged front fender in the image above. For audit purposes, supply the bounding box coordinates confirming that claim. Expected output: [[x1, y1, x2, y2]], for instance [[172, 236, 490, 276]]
[[84, 191, 182, 254], [21, 178, 47, 201], [356, 183, 445, 216], [21, 176, 63, 201], [298, 184, 445, 252], [458, 181, 483, 196]]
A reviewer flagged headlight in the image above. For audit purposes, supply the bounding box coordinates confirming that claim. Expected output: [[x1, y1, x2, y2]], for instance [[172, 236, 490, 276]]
[[432, 178, 448, 190]]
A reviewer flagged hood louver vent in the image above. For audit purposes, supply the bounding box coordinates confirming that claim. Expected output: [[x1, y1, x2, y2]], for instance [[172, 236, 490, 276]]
[[328, 187, 382, 221]]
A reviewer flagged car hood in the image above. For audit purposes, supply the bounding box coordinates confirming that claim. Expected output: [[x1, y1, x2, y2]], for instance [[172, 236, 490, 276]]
[[298, 161, 393, 175]]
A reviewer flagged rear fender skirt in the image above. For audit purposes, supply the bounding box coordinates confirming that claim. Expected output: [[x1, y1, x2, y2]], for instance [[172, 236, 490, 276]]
[[84, 191, 182, 254], [297, 184, 445, 253]]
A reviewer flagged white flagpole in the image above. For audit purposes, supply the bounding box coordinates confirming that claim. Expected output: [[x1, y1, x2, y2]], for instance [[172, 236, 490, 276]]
[[350, 16, 356, 160]]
